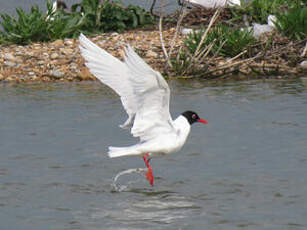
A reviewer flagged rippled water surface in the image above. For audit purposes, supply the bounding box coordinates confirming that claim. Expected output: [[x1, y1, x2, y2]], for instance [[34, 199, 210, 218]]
[[0, 79, 307, 230]]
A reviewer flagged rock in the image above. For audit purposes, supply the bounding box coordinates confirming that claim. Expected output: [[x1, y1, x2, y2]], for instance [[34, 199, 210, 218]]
[[33, 44, 42, 50], [300, 60, 307, 69], [6, 76, 15, 81], [146, 50, 158, 58], [4, 53, 16, 61], [60, 48, 74, 55], [27, 51, 34, 57], [14, 50, 23, 56], [50, 53, 59, 60], [4, 53, 23, 63], [97, 40, 106, 46], [118, 50, 125, 59], [78, 68, 95, 80], [181, 28, 197, 35], [110, 32, 119, 37], [4, 61, 17, 67], [64, 39, 74, 46], [30, 75, 39, 81], [51, 39, 64, 47], [69, 63, 78, 70], [50, 70, 64, 79]]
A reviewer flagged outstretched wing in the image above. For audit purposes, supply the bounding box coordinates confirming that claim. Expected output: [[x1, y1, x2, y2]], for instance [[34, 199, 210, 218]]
[[79, 34, 136, 127], [79, 34, 175, 141], [124, 45, 174, 141]]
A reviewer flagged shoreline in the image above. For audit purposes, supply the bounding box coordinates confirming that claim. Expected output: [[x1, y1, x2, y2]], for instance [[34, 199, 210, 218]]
[[1, 27, 306, 83]]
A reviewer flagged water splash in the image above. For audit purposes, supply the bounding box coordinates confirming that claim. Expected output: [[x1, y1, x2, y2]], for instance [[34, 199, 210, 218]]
[[111, 168, 148, 192]]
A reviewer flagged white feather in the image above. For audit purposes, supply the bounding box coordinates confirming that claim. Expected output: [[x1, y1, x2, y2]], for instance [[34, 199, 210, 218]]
[[79, 34, 189, 158], [186, 0, 240, 8]]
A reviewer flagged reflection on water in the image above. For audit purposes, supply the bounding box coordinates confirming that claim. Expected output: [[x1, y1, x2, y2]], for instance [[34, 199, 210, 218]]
[[0, 79, 307, 230]]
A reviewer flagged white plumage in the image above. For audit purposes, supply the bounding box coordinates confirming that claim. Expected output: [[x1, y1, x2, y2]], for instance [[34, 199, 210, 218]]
[[79, 34, 207, 186], [186, 0, 241, 8], [79, 34, 207, 159]]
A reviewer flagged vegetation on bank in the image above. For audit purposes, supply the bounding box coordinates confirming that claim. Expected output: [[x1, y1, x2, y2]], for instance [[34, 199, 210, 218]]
[[0, 0, 306, 80], [166, 0, 306, 77], [0, 0, 305, 44], [237, 0, 307, 40], [0, 0, 155, 44], [239, 0, 305, 24]]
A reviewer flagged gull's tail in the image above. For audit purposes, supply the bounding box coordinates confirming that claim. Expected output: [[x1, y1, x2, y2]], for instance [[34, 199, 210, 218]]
[[108, 146, 141, 158]]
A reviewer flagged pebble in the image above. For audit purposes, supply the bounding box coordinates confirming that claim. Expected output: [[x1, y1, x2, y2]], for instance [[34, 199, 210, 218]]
[[4, 61, 17, 67], [60, 48, 74, 55], [110, 32, 119, 37], [300, 60, 307, 69], [4, 53, 16, 61], [51, 39, 64, 47], [97, 40, 106, 45], [0, 29, 184, 82], [64, 39, 74, 46], [33, 44, 42, 50], [6, 76, 14, 81], [27, 51, 34, 57], [50, 70, 64, 79], [181, 28, 196, 35], [146, 50, 158, 58], [69, 63, 78, 70], [0, 28, 301, 82], [50, 53, 59, 59]]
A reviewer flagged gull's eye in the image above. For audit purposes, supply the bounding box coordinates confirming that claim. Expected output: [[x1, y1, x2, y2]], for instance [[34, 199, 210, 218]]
[[192, 114, 197, 120]]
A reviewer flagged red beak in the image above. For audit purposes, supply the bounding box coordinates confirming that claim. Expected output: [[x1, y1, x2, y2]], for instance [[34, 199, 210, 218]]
[[197, 119, 208, 124]]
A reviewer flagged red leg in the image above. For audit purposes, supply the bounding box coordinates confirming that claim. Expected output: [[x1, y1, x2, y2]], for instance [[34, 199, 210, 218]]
[[143, 153, 154, 186]]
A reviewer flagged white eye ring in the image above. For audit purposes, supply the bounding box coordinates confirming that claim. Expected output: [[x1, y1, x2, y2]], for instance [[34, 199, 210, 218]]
[[192, 114, 197, 119]]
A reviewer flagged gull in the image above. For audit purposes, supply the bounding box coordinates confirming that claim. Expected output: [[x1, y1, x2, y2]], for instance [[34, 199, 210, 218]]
[[186, 0, 241, 8], [79, 34, 207, 186]]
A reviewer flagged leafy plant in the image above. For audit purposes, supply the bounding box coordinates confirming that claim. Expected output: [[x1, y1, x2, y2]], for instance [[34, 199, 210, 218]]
[[0, 1, 80, 44], [0, 0, 156, 44], [0, 5, 48, 44], [274, 6, 307, 40], [241, 0, 305, 24], [184, 24, 256, 58], [71, 0, 156, 33], [170, 22, 257, 76]]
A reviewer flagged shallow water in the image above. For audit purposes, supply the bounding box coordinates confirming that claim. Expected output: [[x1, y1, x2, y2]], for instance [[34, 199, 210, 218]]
[[0, 79, 307, 230]]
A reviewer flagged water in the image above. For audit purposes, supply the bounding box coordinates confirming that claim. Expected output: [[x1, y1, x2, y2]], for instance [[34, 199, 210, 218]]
[[0, 79, 307, 230]]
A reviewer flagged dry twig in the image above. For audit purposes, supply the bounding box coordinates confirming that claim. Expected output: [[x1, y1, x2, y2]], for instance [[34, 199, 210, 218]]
[[158, 0, 172, 68]]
